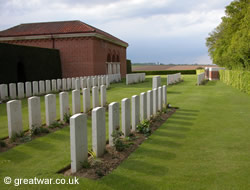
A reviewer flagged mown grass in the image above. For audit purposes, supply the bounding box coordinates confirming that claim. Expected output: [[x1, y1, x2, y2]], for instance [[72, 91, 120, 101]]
[[0, 75, 250, 190]]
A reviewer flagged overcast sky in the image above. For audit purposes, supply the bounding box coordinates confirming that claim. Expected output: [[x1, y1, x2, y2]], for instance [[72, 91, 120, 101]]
[[0, 0, 232, 64]]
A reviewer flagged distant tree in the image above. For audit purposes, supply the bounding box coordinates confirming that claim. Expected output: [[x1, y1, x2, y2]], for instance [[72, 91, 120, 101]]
[[206, 0, 250, 70]]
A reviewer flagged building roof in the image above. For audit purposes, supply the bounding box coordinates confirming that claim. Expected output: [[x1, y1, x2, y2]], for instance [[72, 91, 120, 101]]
[[0, 20, 128, 47]]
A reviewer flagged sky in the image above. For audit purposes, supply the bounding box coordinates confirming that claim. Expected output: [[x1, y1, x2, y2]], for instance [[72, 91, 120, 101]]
[[0, 0, 232, 65]]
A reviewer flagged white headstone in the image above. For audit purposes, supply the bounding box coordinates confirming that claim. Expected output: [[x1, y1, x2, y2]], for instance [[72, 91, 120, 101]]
[[162, 85, 167, 107], [152, 76, 161, 89], [106, 76, 110, 88], [92, 86, 99, 108], [9, 83, 17, 99], [0, 84, 8, 100], [25, 82, 32, 98], [140, 92, 147, 121], [153, 88, 158, 115], [57, 79, 62, 91], [72, 90, 81, 115], [32, 81, 39, 96], [75, 79, 80, 90], [147, 90, 153, 120], [92, 107, 106, 157], [67, 78, 72, 90], [122, 98, 131, 137], [17, 82, 24, 99], [45, 80, 51, 93], [45, 94, 57, 126], [132, 95, 140, 131], [158, 87, 162, 112], [7, 100, 23, 138], [62, 79, 67, 91], [51, 79, 57, 92], [72, 78, 76, 89], [70, 113, 88, 173], [83, 88, 91, 113], [59, 92, 69, 121], [109, 102, 120, 145], [39, 80, 45, 95], [100, 85, 106, 107], [28, 96, 41, 129]]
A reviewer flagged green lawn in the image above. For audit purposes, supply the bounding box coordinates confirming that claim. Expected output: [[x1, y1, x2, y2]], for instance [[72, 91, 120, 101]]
[[0, 75, 250, 190]]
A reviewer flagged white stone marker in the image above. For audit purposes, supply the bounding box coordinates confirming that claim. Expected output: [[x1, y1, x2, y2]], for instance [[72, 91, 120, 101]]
[[92, 77, 98, 87], [28, 96, 41, 129], [32, 81, 39, 96], [7, 100, 23, 138], [153, 88, 158, 115], [106, 76, 110, 88], [45, 80, 51, 93], [75, 79, 80, 90], [72, 90, 81, 115], [92, 107, 106, 157], [92, 86, 99, 108], [162, 85, 167, 107], [17, 82, 24, 99], [81, 78, 87, 89], [72, 78, 76, 89], [87, 78, 91, 89], [147, 90, 153, 120], [25, 82, 32, 98], [45, 94, 57, 126], [158, 87, 162, 112], [62, 79, 67, 91], [57, 79, 62, 91], [0, 84, 8, 100], [52, 79, 57, 92], [70, 113, 88, 173], [83, 88, 91, 113], [59, 92, 69, 121], [101, 76, 106, 85], [9, 83, 17, 99], [67, 78, 72, 90], [132, 95, 140, 131], [122, 98, 131, 137], [140, 92, 147, 121], [109, 102, 120, 145], [97, 76, 101, 90], [100, 85, 106, 107], [152, 76, 161, 89], [39, 80, 45, 95]]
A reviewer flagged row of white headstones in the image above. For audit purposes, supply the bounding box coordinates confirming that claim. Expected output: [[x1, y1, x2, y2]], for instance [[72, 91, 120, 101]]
[[0, 74, 121, 101], [197, 72, 205, 85], [70, 85, 167, 173], [6, 84, 109, 138]]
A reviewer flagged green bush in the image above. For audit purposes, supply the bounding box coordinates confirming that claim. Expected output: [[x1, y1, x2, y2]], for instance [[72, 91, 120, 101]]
[[196, 69, 205, 75], [126, 59, 132, 74], [133, 70, 196, 75], [219, 70, 250, 95]]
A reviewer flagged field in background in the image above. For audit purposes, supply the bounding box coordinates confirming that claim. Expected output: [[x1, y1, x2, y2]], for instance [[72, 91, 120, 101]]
[[132, 65, 218, 71]]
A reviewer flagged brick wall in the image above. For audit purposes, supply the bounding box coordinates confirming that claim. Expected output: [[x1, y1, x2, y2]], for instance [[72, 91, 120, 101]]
[[1, 36, 127, 78]]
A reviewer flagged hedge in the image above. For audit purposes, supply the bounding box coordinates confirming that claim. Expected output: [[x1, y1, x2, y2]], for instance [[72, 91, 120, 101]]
[[219, 70, 250, 95], [133, 70, 196, 75], [196, 69, 205, 75], [0, 43, 62, 84], [126, 59, 132, 74]]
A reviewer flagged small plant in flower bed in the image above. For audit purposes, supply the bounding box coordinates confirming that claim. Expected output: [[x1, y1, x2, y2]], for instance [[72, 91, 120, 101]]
[[0, 140, 6, 147], [63, 112, 71, 124], [30, 126, 49, 136], [10, 132, 25, 143], [136, 120, 151, 137], [49, 121, 62, 129], [111, 130, 128, 152]]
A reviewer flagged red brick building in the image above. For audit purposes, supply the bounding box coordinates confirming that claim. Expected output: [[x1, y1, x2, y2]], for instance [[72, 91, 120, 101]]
[[0, 20, 128, 77]]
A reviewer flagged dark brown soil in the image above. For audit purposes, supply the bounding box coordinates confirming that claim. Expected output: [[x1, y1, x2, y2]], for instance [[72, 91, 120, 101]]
[[61, 108, 176, 180]]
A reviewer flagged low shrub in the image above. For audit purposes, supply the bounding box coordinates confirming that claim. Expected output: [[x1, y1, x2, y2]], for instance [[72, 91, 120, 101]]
[[219, 70, 250, 95], [136, 120, 151, 136], [111, 130, 128, 151], [133, 70, 196, 75]]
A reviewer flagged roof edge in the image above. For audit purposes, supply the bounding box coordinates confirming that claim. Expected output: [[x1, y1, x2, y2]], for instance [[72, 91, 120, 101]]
[[0, 32, 129, 47]]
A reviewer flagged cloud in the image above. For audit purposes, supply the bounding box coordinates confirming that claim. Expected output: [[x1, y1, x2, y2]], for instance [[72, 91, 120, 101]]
[[0, 0, 232, 64]]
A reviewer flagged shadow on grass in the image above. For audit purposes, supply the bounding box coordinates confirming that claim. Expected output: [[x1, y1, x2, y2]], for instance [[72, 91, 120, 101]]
[[168, 91, 182, 94], [170, 115, 196, 121], [102, 173, 159, 190], [166, 120, 194, 126], [0, 149, 32, 163], [177, 109, 200, 113], [165, 125, 191, 132], [153, 131, 186, 139], [173, 112, 198, 117]]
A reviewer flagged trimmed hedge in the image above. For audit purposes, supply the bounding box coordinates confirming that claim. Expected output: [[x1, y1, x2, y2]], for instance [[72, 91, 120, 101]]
[[196, 69, 205, 75], [0, 43, 62, 84], [133, 70, 196, 75], [219, 70, 250, 95], [126, 59, 132, 74]]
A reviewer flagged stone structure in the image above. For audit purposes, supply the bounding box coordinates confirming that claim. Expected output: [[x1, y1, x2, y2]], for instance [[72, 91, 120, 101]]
[[28, 96, 41, 129]]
